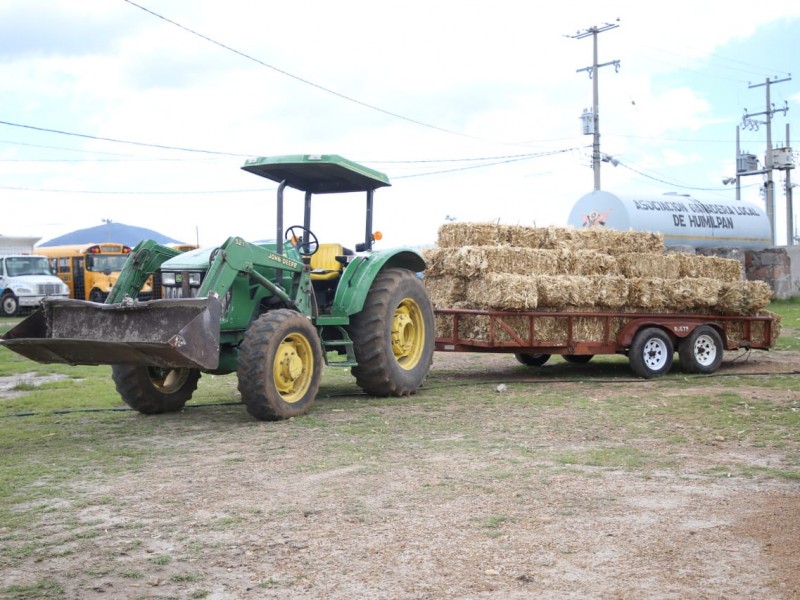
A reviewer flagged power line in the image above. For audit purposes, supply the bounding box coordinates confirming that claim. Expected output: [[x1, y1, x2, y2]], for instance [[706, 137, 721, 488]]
[[0, 119, 250, 157], [121, 0, 512, 145]]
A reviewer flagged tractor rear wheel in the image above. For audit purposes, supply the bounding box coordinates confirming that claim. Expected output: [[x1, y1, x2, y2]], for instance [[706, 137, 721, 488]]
[[349, 269, 434, 396], [237, 309, 323, 421], [112, 365, 200, 414]]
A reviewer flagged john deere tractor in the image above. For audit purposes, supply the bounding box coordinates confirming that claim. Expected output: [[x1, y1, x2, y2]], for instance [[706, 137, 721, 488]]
[[1, 154, 434, 420]]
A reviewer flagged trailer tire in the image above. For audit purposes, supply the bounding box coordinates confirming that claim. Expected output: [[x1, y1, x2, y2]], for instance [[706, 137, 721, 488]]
[[678, 326, 723, 374], [112, 366, 200, 414], [629, 327, 674, 378], [1, 292, 19, 317], [563, 354, 593, 364], [349, 268, 434, 396], [237, 309, 323, 421], [515, 353, 551, 367]]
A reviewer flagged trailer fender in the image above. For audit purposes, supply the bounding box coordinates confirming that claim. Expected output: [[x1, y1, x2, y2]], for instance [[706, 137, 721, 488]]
[[332, 249, 426, 316], [617, 318, 717, 349]]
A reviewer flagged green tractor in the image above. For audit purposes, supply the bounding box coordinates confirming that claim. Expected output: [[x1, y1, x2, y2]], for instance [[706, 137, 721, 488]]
[[1, 154, 435, 420]]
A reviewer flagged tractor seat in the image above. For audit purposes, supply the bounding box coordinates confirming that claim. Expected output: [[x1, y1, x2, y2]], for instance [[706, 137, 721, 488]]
[[310, 243, 345, 281]]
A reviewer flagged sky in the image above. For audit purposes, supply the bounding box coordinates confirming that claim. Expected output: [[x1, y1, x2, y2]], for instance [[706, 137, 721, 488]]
[[1, 0, 799, 249]]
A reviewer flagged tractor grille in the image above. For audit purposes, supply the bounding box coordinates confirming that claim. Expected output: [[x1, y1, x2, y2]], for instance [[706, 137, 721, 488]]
[[162, 286, 201, 299]]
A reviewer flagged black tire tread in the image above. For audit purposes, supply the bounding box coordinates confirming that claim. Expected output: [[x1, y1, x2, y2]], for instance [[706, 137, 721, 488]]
[[112, 365, 199, 414], [237, 309, 323, 421], [349, 269, 434, 396]]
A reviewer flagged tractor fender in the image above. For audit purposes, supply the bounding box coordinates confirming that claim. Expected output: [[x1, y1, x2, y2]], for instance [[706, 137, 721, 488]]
[[332, 248, 426, 316]]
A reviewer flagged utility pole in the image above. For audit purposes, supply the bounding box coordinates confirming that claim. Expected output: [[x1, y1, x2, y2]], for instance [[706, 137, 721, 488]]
[[742, 75, 791, 245], [572, 21, 620, 192], [787, 123, 795, 246]]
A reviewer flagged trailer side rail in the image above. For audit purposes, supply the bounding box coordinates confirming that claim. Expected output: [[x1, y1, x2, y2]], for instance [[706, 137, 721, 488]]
[[433, 307, 775, 355]]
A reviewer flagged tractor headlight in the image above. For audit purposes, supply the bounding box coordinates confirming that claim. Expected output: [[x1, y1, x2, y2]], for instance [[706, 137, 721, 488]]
[[161, 273, 176, 286], [188, 272, 202, 286]]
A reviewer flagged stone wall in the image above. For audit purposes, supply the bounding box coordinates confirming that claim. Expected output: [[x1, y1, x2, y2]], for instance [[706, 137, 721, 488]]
[[684, 246, 799, 299]]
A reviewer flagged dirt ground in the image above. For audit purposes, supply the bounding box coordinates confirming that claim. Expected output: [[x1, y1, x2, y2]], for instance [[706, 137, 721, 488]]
[[2, 350, 800, 599]]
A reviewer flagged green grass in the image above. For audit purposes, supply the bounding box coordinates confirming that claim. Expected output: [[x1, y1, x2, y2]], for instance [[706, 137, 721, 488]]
[[0, 298, 799, 597], [770, 297, 800, 350]]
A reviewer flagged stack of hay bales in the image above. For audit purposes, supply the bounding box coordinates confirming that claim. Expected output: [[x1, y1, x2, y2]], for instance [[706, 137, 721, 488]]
[[424, 223, 778, 345]]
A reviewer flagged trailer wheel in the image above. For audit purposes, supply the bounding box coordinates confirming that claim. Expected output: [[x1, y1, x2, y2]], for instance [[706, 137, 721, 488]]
[[515, 353, 551, 367], [349, 268, 434, 396], [237, 309, 323, 420], [678, 326, 723, 374], [563, 354, 593, 364], [1, 292, 19, 317], [629, 327, 674, 378], [112, 366, 200, 414]]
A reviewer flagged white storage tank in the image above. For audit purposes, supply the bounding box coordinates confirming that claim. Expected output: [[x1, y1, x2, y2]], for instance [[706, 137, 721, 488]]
[[567, 191, 771, 249]]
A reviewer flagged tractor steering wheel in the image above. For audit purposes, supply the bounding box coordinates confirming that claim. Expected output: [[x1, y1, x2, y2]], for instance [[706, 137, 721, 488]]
[[284, 226, 320, 256]]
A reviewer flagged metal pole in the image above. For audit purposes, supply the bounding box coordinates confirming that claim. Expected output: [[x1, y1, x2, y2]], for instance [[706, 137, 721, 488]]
[[735, 126, 741, 201], [765, 78, 775, 246], [787, 123, 794, 246], [592, 32, 601, 192]]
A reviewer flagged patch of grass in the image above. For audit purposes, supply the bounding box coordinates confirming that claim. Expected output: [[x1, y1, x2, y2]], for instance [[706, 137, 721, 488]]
[[172, 573, 202, 583], [0, 578, 65, 599], [557, 446, 650, 469], [770, 297, 800, 351], [120, 570, 144, 579], [149, 555, 172, 566]]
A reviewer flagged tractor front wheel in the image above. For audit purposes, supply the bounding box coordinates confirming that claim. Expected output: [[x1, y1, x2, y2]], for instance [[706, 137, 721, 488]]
[[112, 365, 200, 414], [237, 309, 323, 421], [349, 269, 434, 396]]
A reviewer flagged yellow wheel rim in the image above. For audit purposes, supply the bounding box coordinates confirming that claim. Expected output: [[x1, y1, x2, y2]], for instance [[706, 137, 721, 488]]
[[391, 297, 426, 371], [272, 333, 314, 403], [147, 367, 190, 394]]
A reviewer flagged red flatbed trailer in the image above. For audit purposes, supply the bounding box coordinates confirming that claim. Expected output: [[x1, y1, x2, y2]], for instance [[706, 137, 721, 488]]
[[433, 307, 777, 378]]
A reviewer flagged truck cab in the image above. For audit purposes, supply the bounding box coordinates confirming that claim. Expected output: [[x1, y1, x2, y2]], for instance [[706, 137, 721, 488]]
[[0, 254, 70, 316]]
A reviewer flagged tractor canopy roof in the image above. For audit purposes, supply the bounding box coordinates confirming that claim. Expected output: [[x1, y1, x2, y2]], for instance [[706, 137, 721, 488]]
[[241, 154, 391, 194]]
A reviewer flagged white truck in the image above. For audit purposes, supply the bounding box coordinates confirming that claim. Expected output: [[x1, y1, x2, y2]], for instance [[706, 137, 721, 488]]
[[0, 236, 70, 317]]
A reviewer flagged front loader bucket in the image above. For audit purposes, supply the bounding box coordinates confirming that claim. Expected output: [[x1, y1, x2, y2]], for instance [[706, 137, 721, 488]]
[[1, 297, 221, 370]]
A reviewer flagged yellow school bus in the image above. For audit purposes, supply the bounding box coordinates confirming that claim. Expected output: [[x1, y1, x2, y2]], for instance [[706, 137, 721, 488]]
[[37, 242, 153, 302]]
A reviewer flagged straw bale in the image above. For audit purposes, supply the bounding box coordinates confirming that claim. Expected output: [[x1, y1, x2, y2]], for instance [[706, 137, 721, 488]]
[[542, 227, 665, 255], [627, 278, 669, 311], [566, 250, 619, 276], [435, 246, 562, 277], [759, 310, 782, 346], [572, 317, 608, 342], [434, 313, 453, 339], [505, 226, 555, 249], [591, 276, 631, 308], [676, 253, 742, 282], [617, 253, 681, 279], [424, 275, 468, 308], [717, 280, 773, 314], [533, 316, 568, 341], [536, 275, 589, 309], [449, 313, 531, 343], [465, 273, 538, 310], [422, 247, 447, 277], [679, 277, 722, 310], [436, 222, 509, 247]]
